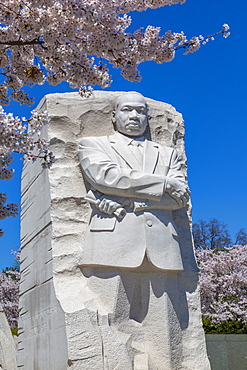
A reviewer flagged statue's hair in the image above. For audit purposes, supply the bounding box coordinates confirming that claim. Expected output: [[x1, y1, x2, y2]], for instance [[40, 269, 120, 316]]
[[115, 91, 147, 110]]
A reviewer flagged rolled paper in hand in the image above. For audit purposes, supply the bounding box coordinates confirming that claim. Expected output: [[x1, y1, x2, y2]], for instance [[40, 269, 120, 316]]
[[84, 194, 126, 219]]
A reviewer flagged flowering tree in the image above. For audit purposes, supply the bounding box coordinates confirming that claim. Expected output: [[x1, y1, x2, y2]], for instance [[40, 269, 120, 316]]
[[0, 0, 230, 105], [196, 245, 247, 327], [0, 268, 20, 329], [0, 0, 230, 229]]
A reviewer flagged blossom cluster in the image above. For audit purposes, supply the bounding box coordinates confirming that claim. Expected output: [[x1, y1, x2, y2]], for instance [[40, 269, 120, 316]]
[[0, 106, 53, 231], [0, 269, 20, 328], [196, 245, 247, 324], [0, 193, 18, 236], [0, 106, 52, 178], [0, 0, 230, 102]]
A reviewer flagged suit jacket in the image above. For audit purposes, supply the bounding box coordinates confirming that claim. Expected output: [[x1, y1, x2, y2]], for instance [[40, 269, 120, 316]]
[[79, 132, 187, 271]]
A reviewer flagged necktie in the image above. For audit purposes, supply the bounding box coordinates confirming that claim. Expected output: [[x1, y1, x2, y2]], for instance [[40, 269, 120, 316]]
[[130, 140, 143, 166]]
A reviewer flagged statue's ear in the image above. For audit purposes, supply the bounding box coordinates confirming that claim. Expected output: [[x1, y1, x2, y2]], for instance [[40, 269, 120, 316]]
[[112, 110, 116, 125]]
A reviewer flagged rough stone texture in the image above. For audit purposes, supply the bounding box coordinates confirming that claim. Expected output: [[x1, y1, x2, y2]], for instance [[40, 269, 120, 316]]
[[0, 304, 17, 370], [20, 91, 210, 369]]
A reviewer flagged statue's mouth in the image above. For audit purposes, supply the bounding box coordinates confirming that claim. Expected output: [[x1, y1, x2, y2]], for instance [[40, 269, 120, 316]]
[[126, 122, 141, 129]]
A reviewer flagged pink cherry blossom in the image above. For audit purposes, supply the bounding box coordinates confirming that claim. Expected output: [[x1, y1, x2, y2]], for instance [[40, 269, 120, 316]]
[[196, 245, 247, 324], [0, 268, 20, 328], [0, 0, 230, 104]]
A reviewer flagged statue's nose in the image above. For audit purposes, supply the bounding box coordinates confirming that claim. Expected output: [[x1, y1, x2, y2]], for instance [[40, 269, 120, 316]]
[[129, 109, 139, 118]]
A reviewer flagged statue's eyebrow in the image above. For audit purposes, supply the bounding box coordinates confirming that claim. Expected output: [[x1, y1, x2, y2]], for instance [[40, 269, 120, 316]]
[[121, 104, 146, 109]]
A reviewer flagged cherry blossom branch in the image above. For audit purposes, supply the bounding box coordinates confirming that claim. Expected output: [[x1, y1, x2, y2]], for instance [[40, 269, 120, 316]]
[[0, 38, 44, 47], [174, 24, 230, 54], [0, 106, 53, 179], [0, 1, 230, 103]]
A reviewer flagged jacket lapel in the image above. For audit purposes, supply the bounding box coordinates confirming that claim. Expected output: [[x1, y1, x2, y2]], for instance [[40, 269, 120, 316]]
[[109, 132, 159, 173], [143, 140, 159, 174], [109, 132, 142, 170]]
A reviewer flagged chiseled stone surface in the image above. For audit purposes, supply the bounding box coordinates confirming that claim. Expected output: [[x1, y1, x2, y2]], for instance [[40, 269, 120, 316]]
[[0, 304, 17, 370], [20, 91, 210, 369]]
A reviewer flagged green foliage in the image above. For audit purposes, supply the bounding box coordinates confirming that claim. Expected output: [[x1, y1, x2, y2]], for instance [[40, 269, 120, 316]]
[[11, 327, 18, 336], [202, 316, 247, 334], [2, 266, 20, 277]]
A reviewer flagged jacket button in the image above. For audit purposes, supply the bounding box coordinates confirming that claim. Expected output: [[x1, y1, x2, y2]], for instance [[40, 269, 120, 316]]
[[147, 219, 153, 227]]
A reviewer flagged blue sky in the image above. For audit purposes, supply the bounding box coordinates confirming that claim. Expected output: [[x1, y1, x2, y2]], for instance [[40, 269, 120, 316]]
[[1, 0, 246, 270]]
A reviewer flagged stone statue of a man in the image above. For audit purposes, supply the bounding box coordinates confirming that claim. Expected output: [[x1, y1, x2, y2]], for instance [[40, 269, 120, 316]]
[[79, 92, 190, 270], [19, 90, 210, 370], [78, 92, 210, 369]]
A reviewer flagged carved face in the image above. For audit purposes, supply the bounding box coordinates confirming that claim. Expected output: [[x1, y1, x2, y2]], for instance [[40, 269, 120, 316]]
[[114, 93, 148, 137]]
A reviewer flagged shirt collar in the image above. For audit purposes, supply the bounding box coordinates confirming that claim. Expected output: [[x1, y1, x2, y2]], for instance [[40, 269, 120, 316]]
[[115, 132, 147, 146]]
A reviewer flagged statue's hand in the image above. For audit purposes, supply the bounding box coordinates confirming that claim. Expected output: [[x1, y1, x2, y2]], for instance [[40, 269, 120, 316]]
[[166, 178, 190, 207], [98, 196, 131, 215]]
